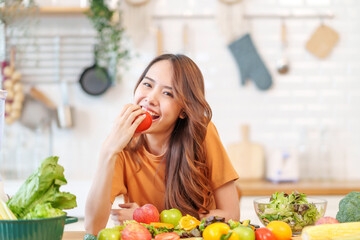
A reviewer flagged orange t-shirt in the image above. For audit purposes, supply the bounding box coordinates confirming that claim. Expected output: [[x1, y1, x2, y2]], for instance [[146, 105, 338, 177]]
[[110, 121, 239, 212]]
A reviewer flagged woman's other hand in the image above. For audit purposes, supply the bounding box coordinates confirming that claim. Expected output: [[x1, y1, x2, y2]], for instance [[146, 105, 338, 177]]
[[110, 202, 139, 225]]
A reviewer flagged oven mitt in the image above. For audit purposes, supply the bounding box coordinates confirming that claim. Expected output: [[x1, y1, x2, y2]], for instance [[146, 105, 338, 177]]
[[228, 33, 272, 91]]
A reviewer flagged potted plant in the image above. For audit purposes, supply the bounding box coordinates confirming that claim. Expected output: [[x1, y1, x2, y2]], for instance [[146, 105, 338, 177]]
[[85, 0, 130, 83]]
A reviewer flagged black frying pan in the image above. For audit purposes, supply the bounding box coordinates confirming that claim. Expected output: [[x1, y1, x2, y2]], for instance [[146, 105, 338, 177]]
[[79, 48, 112, 96]]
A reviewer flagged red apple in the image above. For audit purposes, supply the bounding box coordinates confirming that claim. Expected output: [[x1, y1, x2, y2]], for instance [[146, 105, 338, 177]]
[[121, 223, 152, 240], [315, 216, 339, 225], [133, 203, 160, 224]]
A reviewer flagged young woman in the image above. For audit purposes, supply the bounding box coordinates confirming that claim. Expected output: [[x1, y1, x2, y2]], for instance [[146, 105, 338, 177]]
[[85, 54, 239, 235]]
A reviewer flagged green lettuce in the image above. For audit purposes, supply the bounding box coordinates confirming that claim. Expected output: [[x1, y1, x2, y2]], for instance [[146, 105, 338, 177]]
[[7, 156, 77, 219], [258, 192, 323, 233], [24, 203, 65, 219]]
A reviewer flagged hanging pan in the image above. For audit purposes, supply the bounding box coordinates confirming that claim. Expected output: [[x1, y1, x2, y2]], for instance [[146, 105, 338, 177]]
[[79, 46, 112, 96]]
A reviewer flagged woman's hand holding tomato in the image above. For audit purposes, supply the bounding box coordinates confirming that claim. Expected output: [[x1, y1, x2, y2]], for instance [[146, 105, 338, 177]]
[[102, 104, 149, 156], [135, 111, 152, 133]]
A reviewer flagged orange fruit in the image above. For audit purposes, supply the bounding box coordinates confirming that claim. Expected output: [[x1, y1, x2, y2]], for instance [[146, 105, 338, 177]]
[[266, 220, 292, 240], [178, 214, 201, 231]]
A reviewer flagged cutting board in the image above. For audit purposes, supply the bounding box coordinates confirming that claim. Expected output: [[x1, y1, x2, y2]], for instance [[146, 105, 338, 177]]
[[306, 24, 339, 59], [227, 125, 265, 180]]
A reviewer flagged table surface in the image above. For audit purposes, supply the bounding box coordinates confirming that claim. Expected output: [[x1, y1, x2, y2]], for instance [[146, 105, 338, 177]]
[[62, 231, 302, 240], [236, 179, 360, 196]]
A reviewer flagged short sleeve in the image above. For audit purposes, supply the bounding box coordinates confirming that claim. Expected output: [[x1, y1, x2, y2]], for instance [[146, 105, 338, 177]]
[[205, 122, 239, 190], [110, 153, 128, 203]]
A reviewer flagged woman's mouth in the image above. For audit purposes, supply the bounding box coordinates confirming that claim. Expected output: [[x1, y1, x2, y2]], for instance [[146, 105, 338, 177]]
[[142, 107, 160, 120]]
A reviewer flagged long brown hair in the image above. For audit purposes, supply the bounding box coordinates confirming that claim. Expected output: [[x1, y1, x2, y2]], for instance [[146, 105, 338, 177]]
[[132, 54, 213, 217]]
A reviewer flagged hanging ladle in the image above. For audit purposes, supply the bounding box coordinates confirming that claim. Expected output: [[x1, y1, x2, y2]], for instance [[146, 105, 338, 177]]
[[277, 20, 290, 74]]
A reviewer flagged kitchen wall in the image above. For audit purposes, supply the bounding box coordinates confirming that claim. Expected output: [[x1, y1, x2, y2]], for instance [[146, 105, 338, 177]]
[[1, 0, 360, 216]]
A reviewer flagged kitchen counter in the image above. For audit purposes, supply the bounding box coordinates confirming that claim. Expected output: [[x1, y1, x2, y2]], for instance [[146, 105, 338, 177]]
[[236, 179, 360, 196], [62, 231, 302, 239], [62, 231, 301, 240], [63, 232, 85, 240]]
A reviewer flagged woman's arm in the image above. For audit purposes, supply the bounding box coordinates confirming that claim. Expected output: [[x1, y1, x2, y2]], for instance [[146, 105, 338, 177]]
[[84, 150, 117, 235], [85, 104, 147, 235], [199, 181, 240, 221]]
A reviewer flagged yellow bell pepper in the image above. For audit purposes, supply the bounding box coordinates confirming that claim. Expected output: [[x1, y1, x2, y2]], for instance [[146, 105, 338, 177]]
[[203, 222, 239, 240]]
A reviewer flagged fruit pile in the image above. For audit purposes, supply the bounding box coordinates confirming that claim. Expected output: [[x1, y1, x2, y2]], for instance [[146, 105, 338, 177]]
[[88, 204, 294, 240], [1, 48, 25, 125]]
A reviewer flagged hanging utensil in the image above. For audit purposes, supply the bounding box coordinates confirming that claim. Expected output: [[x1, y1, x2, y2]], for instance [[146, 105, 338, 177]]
[[57, 81, 74, 128], [306, 22, 339, 59], [182, 23, 189, 54], [54, 37, 74, 129], [156, 25, 163, 56], [277, 20, 290, 74], [79, 45, 112, 96]]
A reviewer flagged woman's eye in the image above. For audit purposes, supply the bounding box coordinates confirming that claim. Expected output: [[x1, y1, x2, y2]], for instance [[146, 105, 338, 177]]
[[164, 91, 174, 97], [143, 82, 151, 88]]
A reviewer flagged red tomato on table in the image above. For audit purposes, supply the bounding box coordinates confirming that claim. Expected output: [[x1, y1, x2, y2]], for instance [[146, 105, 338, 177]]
[[255, 228, 277, 240]]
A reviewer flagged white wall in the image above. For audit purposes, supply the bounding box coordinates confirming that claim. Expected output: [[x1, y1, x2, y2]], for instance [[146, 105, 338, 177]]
[[1, 0, 360, 217]]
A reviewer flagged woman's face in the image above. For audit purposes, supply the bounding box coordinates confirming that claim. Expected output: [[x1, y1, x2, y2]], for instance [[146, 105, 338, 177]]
[[134, 60, 182, 134]]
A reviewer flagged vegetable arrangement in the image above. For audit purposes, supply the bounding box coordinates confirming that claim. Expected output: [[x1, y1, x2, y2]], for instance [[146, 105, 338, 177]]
[[91, 190, 360, 240], [93, 204, 264, 240]]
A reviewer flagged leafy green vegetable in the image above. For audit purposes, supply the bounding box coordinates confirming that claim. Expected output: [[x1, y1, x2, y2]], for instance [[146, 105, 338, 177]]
[[141, 223, 186, 237], [198, 216, 226, 232], [336, 191, 360, 223], [24, 203, 65, 219], [257, 192, 323, 233], [7, 156, 77, 219], [228, 219, 241, 229]]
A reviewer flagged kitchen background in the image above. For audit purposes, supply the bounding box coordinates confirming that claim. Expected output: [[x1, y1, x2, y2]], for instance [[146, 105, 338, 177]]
[[1, 0, 360, 226]]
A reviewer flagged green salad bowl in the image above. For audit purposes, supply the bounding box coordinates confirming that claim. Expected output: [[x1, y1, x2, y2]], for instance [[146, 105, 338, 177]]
[[254, 197, 327, 235], [0, 215, 77, 240]]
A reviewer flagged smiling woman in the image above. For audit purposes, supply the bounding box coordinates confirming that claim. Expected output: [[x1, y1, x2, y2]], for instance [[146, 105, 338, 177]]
[[84, 54, 240, 236]]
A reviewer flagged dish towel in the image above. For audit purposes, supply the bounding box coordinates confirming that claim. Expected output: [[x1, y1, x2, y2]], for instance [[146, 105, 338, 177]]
[[228, 33, 272, 91]]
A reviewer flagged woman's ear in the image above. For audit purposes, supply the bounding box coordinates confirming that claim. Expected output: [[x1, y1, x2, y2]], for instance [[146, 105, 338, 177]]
[[179, 110, 187, 119]]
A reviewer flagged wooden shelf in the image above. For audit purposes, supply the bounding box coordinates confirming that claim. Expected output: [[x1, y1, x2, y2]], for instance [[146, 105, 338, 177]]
[[0, 6, 88, 15], [39, 7, 88, 14], [236, 179, 360, 196]]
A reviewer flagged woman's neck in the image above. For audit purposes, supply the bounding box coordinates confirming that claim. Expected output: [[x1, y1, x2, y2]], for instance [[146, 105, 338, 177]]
[[144, 132, 171, 156]]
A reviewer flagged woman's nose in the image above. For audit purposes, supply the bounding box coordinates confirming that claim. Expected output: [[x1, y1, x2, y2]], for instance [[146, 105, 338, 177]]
[[146, 90, 159, 106]]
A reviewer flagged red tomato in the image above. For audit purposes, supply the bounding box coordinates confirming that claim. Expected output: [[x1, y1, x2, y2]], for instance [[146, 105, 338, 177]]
[[135, 111, 152, 133], [255, 228, 276, 240], [154, 232, 180, 240]]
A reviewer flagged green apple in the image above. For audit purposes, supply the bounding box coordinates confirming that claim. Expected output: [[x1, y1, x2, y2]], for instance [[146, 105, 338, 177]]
[[97, 228, 121, 240], [160, 208, 183, 227], [232, 226, 255, 240]]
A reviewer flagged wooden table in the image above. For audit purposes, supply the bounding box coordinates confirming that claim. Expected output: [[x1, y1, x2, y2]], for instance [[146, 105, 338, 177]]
[[236, 179, 360, 196], [63, 232, 85, 240], [62, 231, 302, 240]]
